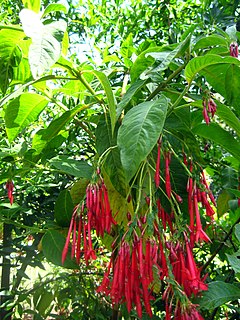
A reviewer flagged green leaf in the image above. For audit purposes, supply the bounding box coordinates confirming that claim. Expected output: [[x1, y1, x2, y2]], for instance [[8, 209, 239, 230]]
[[193, 35, 228, 51], [50, 156, 93, 179], [42, 4, 68, 17], [4, 93, 48, 143], [235, 224, 240, 242], [118, 95, 168, 181], [54, 190, 74, 227], [32, 104, 85, 154], [199, 281, 240, 310], [96, 115, 127, 196], [146, 35, 190, 74], [19, 9, 67, 78], [116, 79, 148, 118], [22, 0, 40, 13], [36, 292, 54, 316], [42, 229, 78, 269], [82, 70, 116, 133], [0, 29, 25, 93], [70, 179, 89, 206], [185, 54, 240, 84], [226, 250, 240, 273], [216, 102, 240, 136], [217, 190, 232, 217], [192, 123, 240, 162]]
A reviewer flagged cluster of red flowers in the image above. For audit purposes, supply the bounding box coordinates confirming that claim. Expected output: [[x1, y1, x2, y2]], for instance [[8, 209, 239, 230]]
[[62, 175, 116, 265], [63, 144, 215, 318], [97, 236, 157, 318], [6, 180, 14, 205], [202, 97, 217, 125]]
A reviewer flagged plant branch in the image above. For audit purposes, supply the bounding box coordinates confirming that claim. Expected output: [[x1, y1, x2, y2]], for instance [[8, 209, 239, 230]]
[[146, 63, 186, 101], [202, 216, 240, 272]]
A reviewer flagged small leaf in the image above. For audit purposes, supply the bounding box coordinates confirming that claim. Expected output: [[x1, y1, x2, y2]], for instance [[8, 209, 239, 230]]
[[50, 156, 93, 179], [36, 291, 54, 316], [217, 190, 232, 217], [199, 281, 240, 310], [4, 93, 48, 143], [118, 95, 168, 181], [42, 4, 68, 17], [42, 229, 78, 269], [54, 190, 74, 227], [235, 224, 240, 242]]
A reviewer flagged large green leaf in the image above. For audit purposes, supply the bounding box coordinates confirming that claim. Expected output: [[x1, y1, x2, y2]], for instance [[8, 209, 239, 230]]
[[82, 70, 116, 133], [226, 249, 240, 273], [0, 29, 25, 93], [50, 156, 93, 179], [193, 35, 228, 51], [32, 104, 86, 154], [4, 93, 48, 143], [199, 281, 240, 310], [96, 116, 127, 196], [192, 123, 240, 162], [42, 229, 78, 269], [185, 55, 240, 84], [54, 190, 74, 227], [118, 95, 168, 181], [19, 9, 67, 78]]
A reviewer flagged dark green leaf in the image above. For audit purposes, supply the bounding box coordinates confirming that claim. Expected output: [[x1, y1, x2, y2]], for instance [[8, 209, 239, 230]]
[[50, 156, 93, 179], [192, 123, 240, 162], [217, 190, 232, 217], [235, 224, 240, 242], [54, 190, 74, 227], [118, 95, 168, 181], [199, 281, 240, 310], [42, 230, 78, 269], [226, 250, 240, 273], [216, 102, 240, 136]]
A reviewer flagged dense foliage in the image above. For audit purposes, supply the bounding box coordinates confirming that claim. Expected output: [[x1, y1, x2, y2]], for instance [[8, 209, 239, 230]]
[[0, 0, 240, 319]]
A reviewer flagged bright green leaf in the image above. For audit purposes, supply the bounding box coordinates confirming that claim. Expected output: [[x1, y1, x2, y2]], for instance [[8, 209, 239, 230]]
[[20, 9, 67, 78], [4, 93, 48, 143], [22, 0, 40, 13], [193, 35, 228, 51], [42, 4, 68, 17], [36, 292, 54, 316], [216, 102, 240, 136], [217, 190, 232, 217], [118, 95, 168, 181]]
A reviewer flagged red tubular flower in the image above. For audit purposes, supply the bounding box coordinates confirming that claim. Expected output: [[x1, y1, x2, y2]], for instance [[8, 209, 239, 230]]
[[154, 139, 161, 188], [194, 191, 211, 243], [6, 180, 14, 205], [165, 151, 171, 198], [202, 101, 210, 125], [207, 98, 217, 118]]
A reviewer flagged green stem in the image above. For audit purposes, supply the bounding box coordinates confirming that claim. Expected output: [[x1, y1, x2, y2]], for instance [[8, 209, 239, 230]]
[[167, 141, 192, 176], [135, 161, 147, 214], [146, 63, 186, 101], [78, 72, 104, 105]]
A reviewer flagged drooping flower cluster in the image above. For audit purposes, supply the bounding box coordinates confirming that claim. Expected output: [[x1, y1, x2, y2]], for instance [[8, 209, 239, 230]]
[[6, 180, 14, 205], [230, 42, 239, 57], [97, 236, 158, 318], [202, 97, 217, 125], [63, 143, 215, 319], [62, 174, 116, 265]]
